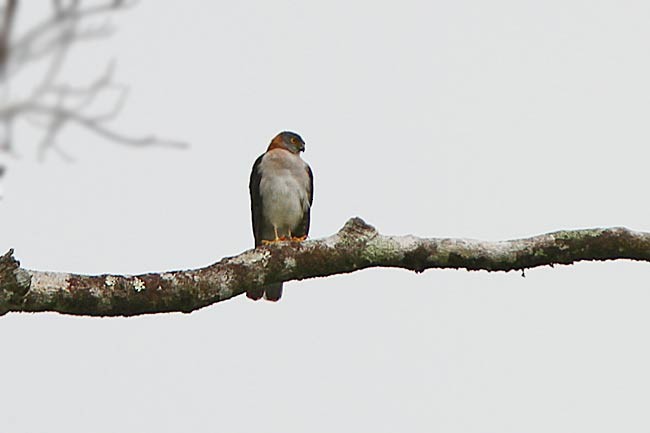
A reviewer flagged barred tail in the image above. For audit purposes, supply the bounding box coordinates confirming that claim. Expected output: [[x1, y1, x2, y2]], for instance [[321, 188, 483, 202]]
[[263, 283, 283, 302], [246, 287, 264, 300], [246, 283, 282, 301]]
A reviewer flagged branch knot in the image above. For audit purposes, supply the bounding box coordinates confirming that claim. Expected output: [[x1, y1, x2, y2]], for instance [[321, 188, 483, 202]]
[[0, 249, 31, 315], [338, 217, 378, 242]]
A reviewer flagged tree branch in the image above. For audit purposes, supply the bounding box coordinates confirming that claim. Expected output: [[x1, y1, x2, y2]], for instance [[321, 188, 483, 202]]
[[12, 0, 135, 60], [2, 217, 649, 317], [0, 0, 18, 76], [0, 0, 187, 158]]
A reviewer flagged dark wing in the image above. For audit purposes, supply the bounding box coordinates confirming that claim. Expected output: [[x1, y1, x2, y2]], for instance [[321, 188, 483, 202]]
[[249, 154, 265, 246], [296, 164, 314, 237]]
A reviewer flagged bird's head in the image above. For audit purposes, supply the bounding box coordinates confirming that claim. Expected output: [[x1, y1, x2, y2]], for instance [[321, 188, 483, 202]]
[[268, 131, 305, 154]]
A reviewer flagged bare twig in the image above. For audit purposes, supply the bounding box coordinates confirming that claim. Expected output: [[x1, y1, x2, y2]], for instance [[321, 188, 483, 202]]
[[13, 0, 134, 57], [25, 103, 188, 148], [0, 0, 18, 76], [0, 0, 186, 158], [2, 218, 650, 317]]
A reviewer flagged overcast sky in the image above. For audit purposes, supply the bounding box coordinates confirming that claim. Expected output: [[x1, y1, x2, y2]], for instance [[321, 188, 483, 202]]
[[2, 1, 650, 432]]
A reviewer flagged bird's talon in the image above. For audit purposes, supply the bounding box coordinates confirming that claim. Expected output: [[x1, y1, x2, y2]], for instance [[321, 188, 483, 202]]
[[262, 237, 291, 245], [291, 235, 307, 242]]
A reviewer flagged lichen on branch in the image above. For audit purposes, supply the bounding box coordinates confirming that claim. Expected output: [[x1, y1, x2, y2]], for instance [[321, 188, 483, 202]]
[[1, 217, 649, 317]]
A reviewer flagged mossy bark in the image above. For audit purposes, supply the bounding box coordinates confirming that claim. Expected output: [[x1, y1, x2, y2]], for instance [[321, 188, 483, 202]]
[[2, 218, 649, 317]]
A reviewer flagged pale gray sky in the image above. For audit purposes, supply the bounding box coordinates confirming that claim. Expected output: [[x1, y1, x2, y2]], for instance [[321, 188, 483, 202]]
[[2, 1, 650, 432]]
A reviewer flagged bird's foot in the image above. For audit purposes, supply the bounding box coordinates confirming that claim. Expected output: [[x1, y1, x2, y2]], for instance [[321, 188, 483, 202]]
[[261, 236, 290, 245], [290, 235, 308, 242]]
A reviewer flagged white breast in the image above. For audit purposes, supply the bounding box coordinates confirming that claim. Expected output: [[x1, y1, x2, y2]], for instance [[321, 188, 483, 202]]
[[258, 149, 311, 232]]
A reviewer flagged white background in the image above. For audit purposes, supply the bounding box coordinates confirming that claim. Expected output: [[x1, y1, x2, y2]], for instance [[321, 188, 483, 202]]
[[2, 1, 650, 432]]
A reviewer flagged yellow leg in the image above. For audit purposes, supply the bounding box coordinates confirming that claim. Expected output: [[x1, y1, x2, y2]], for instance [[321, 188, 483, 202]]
[[262, 226, 284, 245]]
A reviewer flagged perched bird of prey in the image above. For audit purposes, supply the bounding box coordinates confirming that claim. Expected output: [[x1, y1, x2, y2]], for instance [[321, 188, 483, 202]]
[[248, 131, 314, 301]]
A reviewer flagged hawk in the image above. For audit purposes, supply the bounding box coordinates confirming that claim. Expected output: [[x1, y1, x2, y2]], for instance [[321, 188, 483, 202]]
[[248, 131, 313, 301]]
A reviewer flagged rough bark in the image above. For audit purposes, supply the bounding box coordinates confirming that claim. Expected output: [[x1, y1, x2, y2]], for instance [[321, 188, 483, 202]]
[[1, 217, 650, 317]]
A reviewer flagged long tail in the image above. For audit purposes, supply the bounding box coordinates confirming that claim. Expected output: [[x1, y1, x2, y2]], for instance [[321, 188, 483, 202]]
[[246, 287, 264, 300], [263, 283, 283, 302], [246, 283, 283, 302]]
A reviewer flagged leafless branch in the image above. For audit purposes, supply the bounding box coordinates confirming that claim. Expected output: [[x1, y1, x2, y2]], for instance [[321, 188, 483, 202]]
[[2, 218, 650, 317], [0, 0, 17, 76], [13, 0, 134, 58], [19, 102, 188, 150], [0, 0, 186, 160]]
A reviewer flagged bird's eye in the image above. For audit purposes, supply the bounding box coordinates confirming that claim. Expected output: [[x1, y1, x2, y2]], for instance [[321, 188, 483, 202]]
[[290, 137, 297, 144]]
